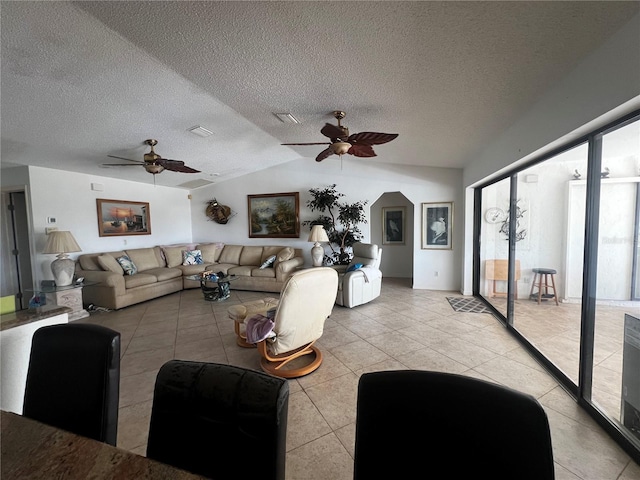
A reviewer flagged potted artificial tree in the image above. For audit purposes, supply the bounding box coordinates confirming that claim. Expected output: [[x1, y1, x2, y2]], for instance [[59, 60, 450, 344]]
[[303, 184, 368, 265]]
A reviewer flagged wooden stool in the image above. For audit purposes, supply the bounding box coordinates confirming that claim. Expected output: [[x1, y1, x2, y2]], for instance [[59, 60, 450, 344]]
[[529, 268, 559, 305]]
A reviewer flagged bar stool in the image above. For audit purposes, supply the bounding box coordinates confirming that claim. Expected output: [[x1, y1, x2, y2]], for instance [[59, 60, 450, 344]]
[[529, 268, 559, 305]]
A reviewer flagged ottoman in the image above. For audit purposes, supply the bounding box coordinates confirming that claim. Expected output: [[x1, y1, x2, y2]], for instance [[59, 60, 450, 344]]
[[227, 298, 279, 348]]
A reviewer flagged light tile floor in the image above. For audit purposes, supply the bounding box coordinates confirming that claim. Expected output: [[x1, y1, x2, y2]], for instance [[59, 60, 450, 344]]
[[85, 278, 640, 480]]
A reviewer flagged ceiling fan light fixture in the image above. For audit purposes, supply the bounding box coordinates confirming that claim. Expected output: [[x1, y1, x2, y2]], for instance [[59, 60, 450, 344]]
[[187, 125, 214, 137], [145, 164, 165, 174], [332, 142, 351, 155], [274, 113, 301, 124]]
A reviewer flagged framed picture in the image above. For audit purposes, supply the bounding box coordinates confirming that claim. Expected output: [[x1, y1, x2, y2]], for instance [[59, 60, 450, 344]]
[[421, 202, 453, 249], [382, 207, 405, 244], [247, 192, 300, 238], [96, 199, 151, 237]]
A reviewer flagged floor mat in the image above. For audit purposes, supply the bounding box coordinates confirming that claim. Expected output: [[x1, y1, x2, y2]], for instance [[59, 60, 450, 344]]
[[446, 297, 492, 314]]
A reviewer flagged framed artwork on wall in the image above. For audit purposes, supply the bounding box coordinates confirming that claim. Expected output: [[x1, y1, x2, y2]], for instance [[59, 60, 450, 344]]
[[421, 202, 453, 250], [96, 199, 151, 237], [382, 207, 405, 245], [247, 192, 300, 238]]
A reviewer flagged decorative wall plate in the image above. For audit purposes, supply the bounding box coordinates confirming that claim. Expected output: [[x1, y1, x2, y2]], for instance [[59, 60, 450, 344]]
[[484, 207, 506, 224]]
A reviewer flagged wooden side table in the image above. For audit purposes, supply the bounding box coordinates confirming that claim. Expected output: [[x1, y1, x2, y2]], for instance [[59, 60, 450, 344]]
[[485, 259, 521, 299]]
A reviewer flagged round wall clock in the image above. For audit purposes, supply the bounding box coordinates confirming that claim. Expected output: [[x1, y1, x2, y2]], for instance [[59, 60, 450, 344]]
[[484, 207, 506, 224]]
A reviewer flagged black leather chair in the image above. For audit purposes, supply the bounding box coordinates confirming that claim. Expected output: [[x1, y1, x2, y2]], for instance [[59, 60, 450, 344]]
[[353, 370, 555, 480], [23, 323, 121, 446], [146, 360, 289, 480]]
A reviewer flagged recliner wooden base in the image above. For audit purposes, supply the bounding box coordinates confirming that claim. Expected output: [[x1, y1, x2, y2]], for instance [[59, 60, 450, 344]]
[[257, 340, 323, 378]]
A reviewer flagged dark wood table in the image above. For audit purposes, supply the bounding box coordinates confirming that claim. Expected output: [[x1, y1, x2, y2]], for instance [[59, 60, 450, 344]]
[[0, 410, 205, 479]]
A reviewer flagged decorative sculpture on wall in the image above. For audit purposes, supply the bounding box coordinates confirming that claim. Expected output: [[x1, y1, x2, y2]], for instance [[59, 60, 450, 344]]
[[206, 198, 233, 224], [499, 199, 527, 242]]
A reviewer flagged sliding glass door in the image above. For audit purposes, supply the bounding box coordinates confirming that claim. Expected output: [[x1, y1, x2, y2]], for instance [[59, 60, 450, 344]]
[[475, 111, 640, 460]]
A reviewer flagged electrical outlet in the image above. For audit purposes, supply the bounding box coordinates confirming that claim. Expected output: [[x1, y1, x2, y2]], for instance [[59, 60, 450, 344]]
[[434, 271, 439, 277], [523, 276, 530, 283]]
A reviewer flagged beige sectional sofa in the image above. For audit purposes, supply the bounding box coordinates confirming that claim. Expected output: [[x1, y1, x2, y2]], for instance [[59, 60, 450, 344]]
[[74, 243, 304, 310]]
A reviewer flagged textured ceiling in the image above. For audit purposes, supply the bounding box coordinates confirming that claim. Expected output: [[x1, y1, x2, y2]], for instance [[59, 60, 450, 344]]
[[2, 1, 637, 188]]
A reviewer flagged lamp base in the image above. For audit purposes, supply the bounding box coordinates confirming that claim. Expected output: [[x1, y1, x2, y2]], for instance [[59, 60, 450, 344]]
[[310, 243, 324, 267], [51, 254, 75, 286]]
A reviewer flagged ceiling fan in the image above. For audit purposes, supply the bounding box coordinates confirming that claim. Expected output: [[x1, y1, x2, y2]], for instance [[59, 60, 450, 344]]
[[282, 111, 399, 162], [103, 139, 201, 175]]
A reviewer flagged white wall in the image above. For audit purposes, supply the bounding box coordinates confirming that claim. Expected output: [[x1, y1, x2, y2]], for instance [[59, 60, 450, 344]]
[[11, 166, 193, 285], [190, 157, 463, 291]]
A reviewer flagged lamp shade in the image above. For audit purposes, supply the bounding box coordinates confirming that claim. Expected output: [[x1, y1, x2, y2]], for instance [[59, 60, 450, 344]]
[[307, 225, 329, 243], [42, 231, 81, 287], [42, 231, 81, 254]]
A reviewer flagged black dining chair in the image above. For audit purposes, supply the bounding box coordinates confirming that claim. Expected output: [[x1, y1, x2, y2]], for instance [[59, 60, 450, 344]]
[[23, 323, 121, 446], [353, 370, 555, 480], [146, 360, 289, 480]]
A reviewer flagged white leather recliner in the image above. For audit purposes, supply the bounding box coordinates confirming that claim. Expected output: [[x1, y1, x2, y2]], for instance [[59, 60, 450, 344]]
[[228, 267, 339, 378], [334, 242, 383, 308]]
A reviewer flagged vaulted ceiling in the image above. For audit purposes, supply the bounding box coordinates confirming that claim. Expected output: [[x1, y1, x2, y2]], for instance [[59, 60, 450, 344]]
[[2, 1, 637, 188]]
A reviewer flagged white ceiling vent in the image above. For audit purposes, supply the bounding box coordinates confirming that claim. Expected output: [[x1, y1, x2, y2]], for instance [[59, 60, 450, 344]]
[[178, 179, 215, 189], [274, 113, 301, 124], [187, 125, 214, 137]]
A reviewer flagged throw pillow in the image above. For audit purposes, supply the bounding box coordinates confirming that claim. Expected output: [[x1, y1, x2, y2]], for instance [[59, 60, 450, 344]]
[[182, 249, 204, 265], [259, 255, 277, 269], [97, 254, 124, 274], [276, 247, 294, 263], [116, 255, 138, 275], [347, 263, 363, 272]]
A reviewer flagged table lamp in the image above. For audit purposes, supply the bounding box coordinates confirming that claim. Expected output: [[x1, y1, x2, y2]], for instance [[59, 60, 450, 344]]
[[42, 231, 82, 286], [308, 225, 329, 267]]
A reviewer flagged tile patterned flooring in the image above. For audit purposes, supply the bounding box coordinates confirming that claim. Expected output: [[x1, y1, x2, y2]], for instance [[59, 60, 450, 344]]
[[84, 278, 640, 480]]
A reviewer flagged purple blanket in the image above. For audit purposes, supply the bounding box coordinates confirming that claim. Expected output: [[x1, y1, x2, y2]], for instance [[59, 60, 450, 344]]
[[245, 314, 276, 344]]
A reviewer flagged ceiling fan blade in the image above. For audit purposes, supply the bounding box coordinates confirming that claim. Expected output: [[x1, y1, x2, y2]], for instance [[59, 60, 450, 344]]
[[348, 132, 399, 146], [158, 159, 200, 173], [282, 142, 332, 146], [315, 147, 335, 162], [102, 163, 145, 167], [107, 155, 143, 163], [348, 144, 377, 157], [320, 123, 347, 139]]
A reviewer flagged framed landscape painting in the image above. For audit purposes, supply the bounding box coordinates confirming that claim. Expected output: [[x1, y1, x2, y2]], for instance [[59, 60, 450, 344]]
[[247, 192, 300, 238], [382, 207, 405, 245], [97, 199, 151, 237], [421, 202, 453, 250]]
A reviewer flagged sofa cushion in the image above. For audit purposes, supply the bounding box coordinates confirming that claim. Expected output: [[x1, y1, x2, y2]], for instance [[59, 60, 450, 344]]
[[117, 255, 138, 275], [218, 245, 242, 265], [126, 247, 164, 272], [123, 273, 156, 288], [163, 246, 187, 268], [98, 255, 124, 274], [177, 264, 209, 276], [197, 243, 224, 263], [182, 249, 204, 265], [143, 267, 183, 282], [252, 267, 276, 278], [240, 246, 264, 266], [228, 265, 253, 277]]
